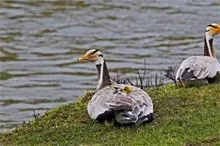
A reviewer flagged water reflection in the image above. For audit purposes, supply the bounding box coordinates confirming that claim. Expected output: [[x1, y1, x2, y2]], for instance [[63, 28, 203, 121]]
[[0, 0, 220, 132]]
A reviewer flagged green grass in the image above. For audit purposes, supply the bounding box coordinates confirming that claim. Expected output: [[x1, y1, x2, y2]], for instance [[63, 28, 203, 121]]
[[1, 83, 220, 146]]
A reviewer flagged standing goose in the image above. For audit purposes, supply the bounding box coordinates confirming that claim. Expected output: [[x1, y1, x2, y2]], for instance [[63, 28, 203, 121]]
[[77, 49, 153, 126], [175, 23, 220, 86]]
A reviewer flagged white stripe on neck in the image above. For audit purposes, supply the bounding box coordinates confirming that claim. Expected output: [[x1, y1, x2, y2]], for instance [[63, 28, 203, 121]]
[[205, 32, 213, 57], [95, 56, 104, 90]]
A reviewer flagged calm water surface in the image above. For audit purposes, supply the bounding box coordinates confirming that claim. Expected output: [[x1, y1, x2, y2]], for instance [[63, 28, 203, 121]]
[[0, 0, 220, 132]]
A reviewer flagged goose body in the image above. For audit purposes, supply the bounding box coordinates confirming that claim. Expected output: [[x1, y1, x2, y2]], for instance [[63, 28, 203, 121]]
[[89, 84, 153, 125], [175, 23, 220, 86], [77, 49, 153, 126]]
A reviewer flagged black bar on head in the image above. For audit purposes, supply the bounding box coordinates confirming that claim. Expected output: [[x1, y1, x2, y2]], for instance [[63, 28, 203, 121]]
[[208, 24, 217, 28], [91, 49, 99, 54], [99, 54, 103, 57]]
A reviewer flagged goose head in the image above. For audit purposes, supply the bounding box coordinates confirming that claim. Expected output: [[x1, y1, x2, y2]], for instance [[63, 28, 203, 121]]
[[77, 49, 103, 63], [77, 49, 111, 90], [206, 23, 220, 37]]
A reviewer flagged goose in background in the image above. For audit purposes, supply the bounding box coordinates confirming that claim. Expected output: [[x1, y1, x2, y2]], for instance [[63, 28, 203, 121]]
[[175, 23, 220, 86], [77, 49, 153, 126]]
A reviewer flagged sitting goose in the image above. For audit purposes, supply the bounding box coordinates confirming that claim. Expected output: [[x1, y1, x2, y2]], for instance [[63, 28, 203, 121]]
[[175, 23, 220, 86], [77, 49, 153, 126]]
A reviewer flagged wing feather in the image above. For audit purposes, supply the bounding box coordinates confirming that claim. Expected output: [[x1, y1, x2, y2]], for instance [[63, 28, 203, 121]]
[[176, 56, 220, 81], [87, 84, 153, 125]]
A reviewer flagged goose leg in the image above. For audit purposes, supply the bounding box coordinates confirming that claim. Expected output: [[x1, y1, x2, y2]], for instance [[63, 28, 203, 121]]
[[179, 79, 185, 87]]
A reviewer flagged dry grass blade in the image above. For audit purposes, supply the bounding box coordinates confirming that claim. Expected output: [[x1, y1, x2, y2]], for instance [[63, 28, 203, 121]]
[[163, 66, 177, 83], [112, 60, 165, 90]]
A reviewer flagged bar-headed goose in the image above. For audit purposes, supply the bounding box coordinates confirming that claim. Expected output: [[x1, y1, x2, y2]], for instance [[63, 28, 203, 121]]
[[176, 23, 220, 86], [77, 49, 153, 126]]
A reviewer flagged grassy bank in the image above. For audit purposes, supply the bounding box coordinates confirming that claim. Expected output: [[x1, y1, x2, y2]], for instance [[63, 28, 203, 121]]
[[0, 83, 220, 146]]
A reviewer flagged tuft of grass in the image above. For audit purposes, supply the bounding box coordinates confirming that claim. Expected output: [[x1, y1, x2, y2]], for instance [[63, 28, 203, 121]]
[[112, 59, 165, 90], [0, 84, 220, 146], [164, 66, 177, 83], [0, 72, 12, 80], [0, 47, 17, 62]]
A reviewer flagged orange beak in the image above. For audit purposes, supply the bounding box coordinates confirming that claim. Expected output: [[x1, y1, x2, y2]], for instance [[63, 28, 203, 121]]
[[77, 54, 89, 61]]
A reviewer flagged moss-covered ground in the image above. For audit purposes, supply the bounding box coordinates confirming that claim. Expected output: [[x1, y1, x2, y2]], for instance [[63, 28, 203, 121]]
[[0, 83, 220, 146]]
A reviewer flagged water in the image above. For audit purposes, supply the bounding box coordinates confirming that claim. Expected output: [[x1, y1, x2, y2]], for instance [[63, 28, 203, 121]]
[[0, 0, 220, 133]]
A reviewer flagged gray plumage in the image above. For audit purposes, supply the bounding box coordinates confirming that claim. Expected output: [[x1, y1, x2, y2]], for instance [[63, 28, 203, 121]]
[[88, 84, 153, 126], [175, 56, 220, 84]]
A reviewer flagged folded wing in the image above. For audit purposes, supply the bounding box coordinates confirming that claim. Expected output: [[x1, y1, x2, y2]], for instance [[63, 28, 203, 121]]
[[87, 84, 153, 125], [175, 56, 220, 82]]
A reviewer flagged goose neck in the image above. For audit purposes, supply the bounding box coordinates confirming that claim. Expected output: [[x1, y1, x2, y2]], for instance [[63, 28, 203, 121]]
[[95, 57, 111, 90], [204, 33, 215, 57]]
